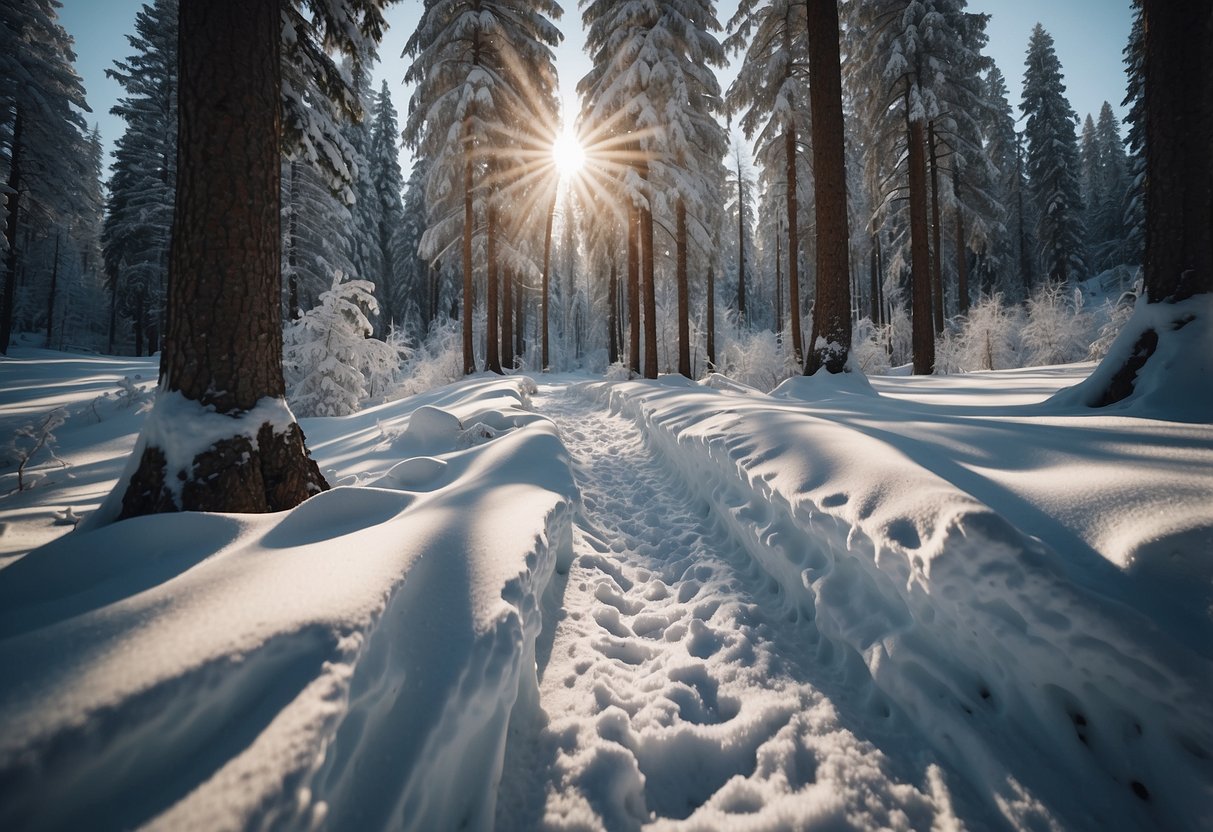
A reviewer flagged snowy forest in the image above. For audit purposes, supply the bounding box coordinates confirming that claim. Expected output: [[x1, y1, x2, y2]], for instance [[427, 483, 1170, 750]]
[[1, 0, 1211, 829]]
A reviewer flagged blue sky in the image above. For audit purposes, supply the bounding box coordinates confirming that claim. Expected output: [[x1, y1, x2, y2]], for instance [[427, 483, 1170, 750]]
[[58, 0, 1133, 175]]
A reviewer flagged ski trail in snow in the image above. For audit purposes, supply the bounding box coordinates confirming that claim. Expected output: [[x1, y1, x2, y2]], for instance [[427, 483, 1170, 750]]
[[496, 383, 985, 831]]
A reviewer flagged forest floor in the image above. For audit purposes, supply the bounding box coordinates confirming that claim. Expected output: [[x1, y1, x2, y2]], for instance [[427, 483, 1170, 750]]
[[1, 346, 1211, 830]]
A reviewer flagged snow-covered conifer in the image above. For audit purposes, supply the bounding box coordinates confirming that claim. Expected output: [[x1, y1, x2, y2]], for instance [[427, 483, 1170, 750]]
[[1021, 24, 1085, 284]]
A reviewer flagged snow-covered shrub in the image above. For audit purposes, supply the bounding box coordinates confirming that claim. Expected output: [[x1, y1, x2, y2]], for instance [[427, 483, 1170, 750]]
[[284, 273, 401, 417], [851, 316, 892, 374], [885, 302, 914, 368], [949, 294, 1023, 371], [933, 322, 964, 374], [114, 375, 152, 409], [1021, 282, 1094, 366], [1088, 295, 1136, 360], [713, 311, 799, 391], [3, 408, 68, 491], [395, 317, 465, 398], [604, 361, 631, 381]]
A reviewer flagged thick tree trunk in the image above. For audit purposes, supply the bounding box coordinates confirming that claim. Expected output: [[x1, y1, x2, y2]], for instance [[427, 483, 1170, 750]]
[[736, 166, 746, 321], [541, 191, 555, 370], [953, 166, 969, 315], [785, 126, 803, 363], [502, 266, 514, 370], [908, 113, 935, 374], [627, 201, 641, 376], [462, 134, 475, 374], [1095, 0, 1212, 405], [45, 233, 60, 349], [287, 160, 299, 321], [869, 234, 880, 323], [641, 199, 658, 379], [515, 271, 525, 359], [706, 265, 716, 369], [676, 199, 690, 376], [120, 0, 326, 519], [928, 122, 945, 330], [485, 201, 501, 373], [775, 220, 784, 336], [1, 106, 23, 355], [608, 255, 619, 365], [804, 0, 852, 375]]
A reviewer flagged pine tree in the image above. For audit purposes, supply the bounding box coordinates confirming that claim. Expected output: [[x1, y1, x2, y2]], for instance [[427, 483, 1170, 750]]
[[975, 66, 1026, 299], [0, 0, 92, 354], [726, 0, 811, 362], [1120, 3, 1145, 267], [116, 0, 390, 520], [368, 80, 408, 333], [102, 0, 177, 356], [1021, 23, 1085, 284]]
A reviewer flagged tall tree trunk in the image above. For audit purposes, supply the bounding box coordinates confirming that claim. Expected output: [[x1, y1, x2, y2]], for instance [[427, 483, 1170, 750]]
[[45, 233, 60, 349], [287, 160, 300, 321], [627, 201, 641, 376], [134, 291, 145, 357], [706, 264, 716, 369], [485, 200, 501, 373], [120, 0, 326, 519], [107, 265, 119, 354], [515, 271, 525, 359], [1015, 135, 1033, 296], [908, 111, 935, 374], [1095, 0, 1212, 405], [736, 163, 747, 322], [775, 218, 784, 336], [676, 199, 690, 376], [869, 234, 880, 323], [502, 265, 514, 370], [608, 255, 619, 365], [785, 126, 803, 363], [462, 127, 475, 374], [541, 191, 556, 371], [928, 122, 945, 330], [641, 198, 658, 379], [953, 166, 969, 314], [804, 0, 852, 375], [1, 106, 23, 355]]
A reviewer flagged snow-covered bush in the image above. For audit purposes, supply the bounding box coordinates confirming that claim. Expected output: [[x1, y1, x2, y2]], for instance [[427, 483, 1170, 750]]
[[3, 408, 68, 491], [1088, 295, 1136, 360], [1021, 281, 1094, 366], [395, 317, 465, 398], [948, 294, 1023, 372], [713, 311, 799, 391], [851, 316, 892, 374], [885, 302, 914, 368], [284, 273, 401, 417]]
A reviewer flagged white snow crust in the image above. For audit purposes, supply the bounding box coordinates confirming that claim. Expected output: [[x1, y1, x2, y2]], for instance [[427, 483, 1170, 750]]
[[1, 348, 1211, 830]]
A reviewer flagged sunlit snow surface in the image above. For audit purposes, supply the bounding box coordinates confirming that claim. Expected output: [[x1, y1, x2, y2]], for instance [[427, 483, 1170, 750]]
[[1, 345, 1211, 831]]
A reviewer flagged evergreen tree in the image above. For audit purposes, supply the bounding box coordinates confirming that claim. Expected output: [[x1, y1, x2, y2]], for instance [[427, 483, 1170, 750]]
[[1120, 2, 1145, 267], [116, 0, 390, 521], [1021, 23, 1085, 284], [0, 0, 92, 353], [368, 80, 408, 333], [102, 0, 178, 356], [976, 66, 1029, 298], [1092, 102, 1130, 271]]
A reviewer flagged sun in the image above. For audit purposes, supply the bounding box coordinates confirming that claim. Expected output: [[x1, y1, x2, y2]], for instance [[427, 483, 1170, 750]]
[[551, 128, 586, 178]]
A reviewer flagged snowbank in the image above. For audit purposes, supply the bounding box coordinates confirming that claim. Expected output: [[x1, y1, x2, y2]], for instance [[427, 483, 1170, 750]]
[[0, 375, 576, 831], [585, 372, 1213, 830]]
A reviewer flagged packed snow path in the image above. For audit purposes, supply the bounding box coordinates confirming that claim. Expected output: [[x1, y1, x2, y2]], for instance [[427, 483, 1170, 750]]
[[496, 383, 985, 831]]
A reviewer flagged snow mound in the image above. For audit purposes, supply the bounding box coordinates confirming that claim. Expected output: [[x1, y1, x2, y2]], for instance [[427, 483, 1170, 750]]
[[587, 377, 1213, 830], [0, 376, 576, 832]]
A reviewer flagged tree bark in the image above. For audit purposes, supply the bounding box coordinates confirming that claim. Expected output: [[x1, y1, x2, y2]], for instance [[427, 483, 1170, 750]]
[[908, 112, 935, 374], [676, 198, 690, 376], [627, 201, 641, 376], [1095, 0, 1212, 405], [736, 160, 747, 322], [953, 166, 970, 314], [785, 126, 803, 363], [45, 233, 60, 349], [120, 0, 326, 519], [928, 122, 945, 330], [641, 198, 658, 379], [462, 132, 475, 374], [804, 0, 852, 375], [706, 264, 716, 370], [485, 200, 501, 373], [1, 105, 23, 355], [502, 265, 514, 370], [608, 255, 619, 365], [775, 218, 784, 336], [541, 190, 556, 370]]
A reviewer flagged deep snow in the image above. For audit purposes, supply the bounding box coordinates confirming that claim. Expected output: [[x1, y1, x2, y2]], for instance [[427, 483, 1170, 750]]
[[1, 347, 1211, 830]]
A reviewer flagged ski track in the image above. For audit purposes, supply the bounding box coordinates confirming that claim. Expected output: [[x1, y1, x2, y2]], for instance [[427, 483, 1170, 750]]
[[496, 384, 988, 832]]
